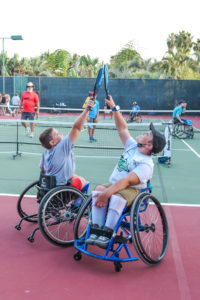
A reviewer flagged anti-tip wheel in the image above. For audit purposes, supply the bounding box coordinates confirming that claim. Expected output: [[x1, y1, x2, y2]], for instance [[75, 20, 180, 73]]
[[28, 237, 34, 243], [114, 262, 122, 272], [74, 252, 82, 261], [15, 225, 21, 231]]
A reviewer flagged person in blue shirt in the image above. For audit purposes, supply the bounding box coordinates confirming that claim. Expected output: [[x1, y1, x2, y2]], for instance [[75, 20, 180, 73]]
[[173, 100, 187, 124], [87, 92, 100, 142], [128, 101, 141, 123], [173, 100, 193, 137]]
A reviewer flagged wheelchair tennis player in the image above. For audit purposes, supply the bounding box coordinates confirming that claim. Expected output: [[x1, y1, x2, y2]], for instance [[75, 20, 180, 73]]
[[86, 96, 166, 249], [173, 100, 193, 137], [39, 100, 94, 190]]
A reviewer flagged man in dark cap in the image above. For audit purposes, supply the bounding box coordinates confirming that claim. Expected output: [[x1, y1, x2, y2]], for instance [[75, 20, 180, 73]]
[[173, 100, 187, 124], [86, 95, 166, 249]]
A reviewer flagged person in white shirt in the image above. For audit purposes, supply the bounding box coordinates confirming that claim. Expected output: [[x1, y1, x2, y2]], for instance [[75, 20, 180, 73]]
[[11, 93, 20, 117], [87, 95, 166, 249]]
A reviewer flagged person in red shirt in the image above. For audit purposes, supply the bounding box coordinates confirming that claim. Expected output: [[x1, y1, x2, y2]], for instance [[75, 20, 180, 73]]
[[20, 82, 40, 138]]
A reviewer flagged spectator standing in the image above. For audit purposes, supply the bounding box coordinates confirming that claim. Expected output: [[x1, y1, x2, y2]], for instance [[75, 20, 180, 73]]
[[20, 82, 40, 138]]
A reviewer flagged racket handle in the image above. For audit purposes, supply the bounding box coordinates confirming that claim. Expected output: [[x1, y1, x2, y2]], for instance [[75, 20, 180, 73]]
[[106, 94, 110, 108]]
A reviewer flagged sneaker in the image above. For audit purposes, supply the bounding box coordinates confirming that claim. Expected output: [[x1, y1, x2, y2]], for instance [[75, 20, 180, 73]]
[[86, 234, 98, 245], [92, 137, 97, 142], [30, 132, 34, 138], [26, 128, 30, 136], [94, 235, 110, 249]]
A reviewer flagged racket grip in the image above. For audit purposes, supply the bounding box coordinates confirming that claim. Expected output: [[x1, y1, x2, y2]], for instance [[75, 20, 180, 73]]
[[106, 94, 110, 108]]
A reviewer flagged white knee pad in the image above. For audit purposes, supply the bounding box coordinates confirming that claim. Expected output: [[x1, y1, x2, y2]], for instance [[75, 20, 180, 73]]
[[108, 194, 127, 215]]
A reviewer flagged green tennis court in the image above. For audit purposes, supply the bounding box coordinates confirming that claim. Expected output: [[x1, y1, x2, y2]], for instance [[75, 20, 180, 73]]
[[0, 114, 200, 206]]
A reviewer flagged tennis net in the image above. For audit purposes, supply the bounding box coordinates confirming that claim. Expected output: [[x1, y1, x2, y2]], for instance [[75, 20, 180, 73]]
[[0, 119, 171, 158]]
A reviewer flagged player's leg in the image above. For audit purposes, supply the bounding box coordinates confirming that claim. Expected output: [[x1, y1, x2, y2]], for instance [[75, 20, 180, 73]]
[[86, 185, 107, 244], [21, 112, 30, 135], [87, 117, 94, 142], [29, 113, 36, 138], [94, 194, 127, 248], [91, 119, 97, 141]]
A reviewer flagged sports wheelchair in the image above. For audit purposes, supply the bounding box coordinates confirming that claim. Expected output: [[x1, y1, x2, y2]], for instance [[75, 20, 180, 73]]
[[126, 112, 142, 123], [172, 119, 194, 139], [73, 184, 169, 272], [15, 173, 90, 247]]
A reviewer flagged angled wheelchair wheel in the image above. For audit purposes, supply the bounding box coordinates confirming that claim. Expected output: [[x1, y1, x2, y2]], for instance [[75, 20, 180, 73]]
[[130, 193, 169, 266], [38, 186, 87, 247], [73, 195, 92, 240], [17, 180, 40, 223]]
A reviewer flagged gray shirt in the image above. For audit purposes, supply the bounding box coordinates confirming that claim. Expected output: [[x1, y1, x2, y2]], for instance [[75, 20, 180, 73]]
[[40, 135, 75, 185]]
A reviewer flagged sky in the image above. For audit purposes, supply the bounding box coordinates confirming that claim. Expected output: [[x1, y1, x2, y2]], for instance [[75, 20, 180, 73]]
[[0, 0, 199, 63]]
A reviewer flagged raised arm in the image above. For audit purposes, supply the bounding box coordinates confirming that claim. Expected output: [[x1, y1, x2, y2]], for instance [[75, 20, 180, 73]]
[[69, 100, 93, 144], [105, 96, 131, 145]]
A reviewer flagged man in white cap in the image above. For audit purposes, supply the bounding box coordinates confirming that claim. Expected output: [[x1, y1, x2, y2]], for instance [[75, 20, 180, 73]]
[[20, 82, 40, 138]]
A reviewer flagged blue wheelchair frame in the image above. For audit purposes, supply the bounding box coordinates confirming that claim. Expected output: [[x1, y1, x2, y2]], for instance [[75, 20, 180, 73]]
[[74, 187, 151, 265]]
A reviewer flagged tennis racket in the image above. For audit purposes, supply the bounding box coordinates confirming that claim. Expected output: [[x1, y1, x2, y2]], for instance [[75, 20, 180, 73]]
[[88, 67, 103, 110], [104, 64, 110, 108]]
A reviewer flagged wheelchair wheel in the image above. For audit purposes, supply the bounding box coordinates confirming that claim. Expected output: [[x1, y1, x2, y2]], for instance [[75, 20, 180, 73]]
[[38, 186, 88, 247], [130, 193, 168, 266], [172, 124, 188, 139], [17, 180, 40, 223], [73, 195, 92, 240]]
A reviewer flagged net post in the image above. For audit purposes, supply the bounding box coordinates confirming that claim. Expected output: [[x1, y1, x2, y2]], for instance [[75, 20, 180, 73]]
[[13, 120, 22, 159]]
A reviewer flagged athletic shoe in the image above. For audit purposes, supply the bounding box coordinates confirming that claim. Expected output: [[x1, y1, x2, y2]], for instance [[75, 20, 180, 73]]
[[30, 132, 34, 138], [26, 128, 30, 136], [86, 234, 98, 245], [94, 235, 110, 249], [92, 137, 97, 142], [94, 227, 113, 249]]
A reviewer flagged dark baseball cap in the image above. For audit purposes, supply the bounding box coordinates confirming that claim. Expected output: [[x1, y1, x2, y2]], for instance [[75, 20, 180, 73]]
[[178, 100, 186, 105], [150, 122, 166, 154]]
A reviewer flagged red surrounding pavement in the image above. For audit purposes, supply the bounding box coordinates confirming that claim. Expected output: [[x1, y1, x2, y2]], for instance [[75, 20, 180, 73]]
[[0, 195, 200, 300]]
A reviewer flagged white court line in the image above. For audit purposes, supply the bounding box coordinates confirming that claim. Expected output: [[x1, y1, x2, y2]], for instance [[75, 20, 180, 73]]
[[181, 139, 200, 159], [172, 148, 190, 151], [0, 193, 200, 207]]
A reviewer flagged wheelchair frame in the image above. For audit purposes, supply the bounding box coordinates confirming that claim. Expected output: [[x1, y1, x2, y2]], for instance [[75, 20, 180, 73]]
[[73, 190, 169, 272]]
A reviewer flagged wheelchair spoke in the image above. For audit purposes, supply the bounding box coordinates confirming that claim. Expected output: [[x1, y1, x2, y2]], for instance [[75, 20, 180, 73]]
[[131, 193, 168, 265], [38, 186, 87, 246], [17, 180, 40, 223]]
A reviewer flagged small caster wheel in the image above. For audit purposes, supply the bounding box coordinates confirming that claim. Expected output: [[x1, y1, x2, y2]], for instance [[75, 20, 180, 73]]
[[28, 236, 34, 243], [74, 252, 82, 261], [15, 225, 21, 231], [114, 262, 122, 272]]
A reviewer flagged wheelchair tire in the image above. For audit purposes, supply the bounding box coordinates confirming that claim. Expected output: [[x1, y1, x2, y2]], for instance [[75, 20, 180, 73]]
[[130, 193, 169, 266], [73, 195, 92, 240], [38, 186, 87, 247], [17, 180, 40, 223]]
